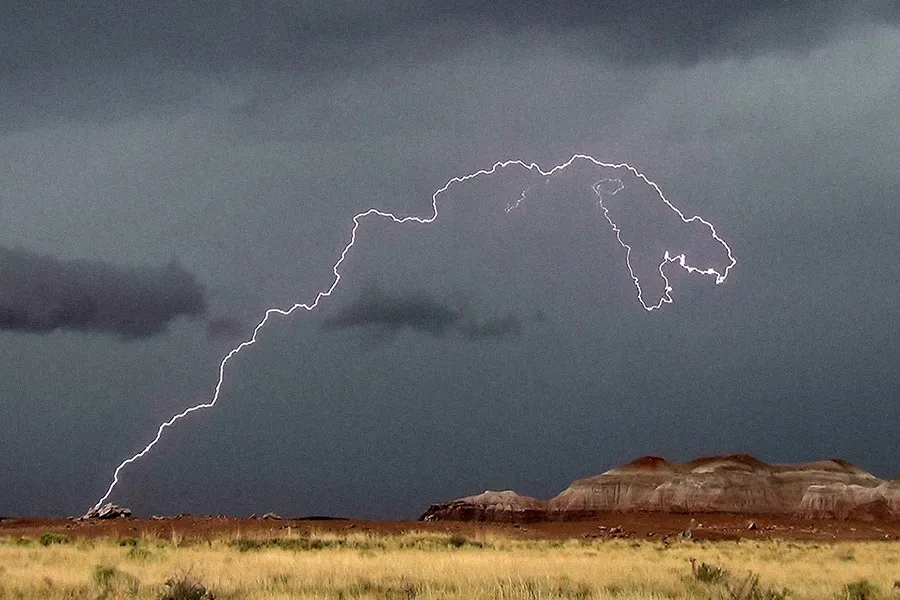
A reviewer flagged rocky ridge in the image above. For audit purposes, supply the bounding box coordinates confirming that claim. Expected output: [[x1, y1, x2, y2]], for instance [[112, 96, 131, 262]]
[[420, 455, 900, 522]]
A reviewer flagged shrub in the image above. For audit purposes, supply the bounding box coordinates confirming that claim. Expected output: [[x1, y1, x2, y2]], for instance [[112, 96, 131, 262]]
[[725, 573, 790, 600], [228, 536, 339, 552], [841, 580, 879, 600], [93, 565, 120, 588], [126, 545, 153, 561], [159, 573, 215, 600], [38, 532, 69, 546], [690, 558, 728, 584], [93, 565, 139, 599], [447, 534, 481, 548]]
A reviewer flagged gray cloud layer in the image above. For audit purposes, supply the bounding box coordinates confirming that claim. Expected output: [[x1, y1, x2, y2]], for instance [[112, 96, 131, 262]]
[[205, 317, 245, 342], [322, 285, 524, 341], [456, 314, 524, 341], [0, 247, 206, 339], [2, 1, 899, 520], [2, 0, 897, 75]]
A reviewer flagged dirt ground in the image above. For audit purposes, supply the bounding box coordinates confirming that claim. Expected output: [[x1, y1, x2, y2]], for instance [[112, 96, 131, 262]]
[[2, 513, 899, 542]]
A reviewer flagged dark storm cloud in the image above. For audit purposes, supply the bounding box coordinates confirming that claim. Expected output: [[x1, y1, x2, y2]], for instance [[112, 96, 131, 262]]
[[2, 0, 898, 75], [0, 247, 206, 339], [322, 286, 460, 337], [465, 0, 900, 65], [322, 285, 524, 341]]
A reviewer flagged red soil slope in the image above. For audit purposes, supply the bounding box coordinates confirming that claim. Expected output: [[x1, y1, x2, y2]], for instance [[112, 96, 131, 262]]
[[2, 513, 899, 543]]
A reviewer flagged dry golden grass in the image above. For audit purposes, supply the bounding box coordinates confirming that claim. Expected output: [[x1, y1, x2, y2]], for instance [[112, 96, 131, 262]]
[[0, 530, 899, 599]]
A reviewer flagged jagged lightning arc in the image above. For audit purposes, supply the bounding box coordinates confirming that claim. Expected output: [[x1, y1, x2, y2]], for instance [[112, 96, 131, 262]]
[[92, 154, 736, 510]]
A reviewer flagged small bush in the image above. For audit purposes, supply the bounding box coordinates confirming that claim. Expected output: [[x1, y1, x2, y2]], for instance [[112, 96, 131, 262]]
[[447, 534, 484, 548], [228, 536, 341, 552], [39, 532, 69, 546], [126, 545, 153, 561], [726, 573, 790, 600], [228, 538, 263, 552], [690, 558, 728, 584], [395, 534, 483, 551], [841, 580, 879, 600], [159, 573, 215, 600], [93, 565, 139, 599], [93, 566, 120, 587]]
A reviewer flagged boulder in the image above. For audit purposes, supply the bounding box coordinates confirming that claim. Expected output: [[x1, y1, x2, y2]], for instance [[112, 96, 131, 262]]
[[81, 503, 132, 520]]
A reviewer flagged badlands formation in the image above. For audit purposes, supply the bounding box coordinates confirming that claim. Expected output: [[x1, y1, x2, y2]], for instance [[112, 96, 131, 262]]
[[421, 455, 900, 522]]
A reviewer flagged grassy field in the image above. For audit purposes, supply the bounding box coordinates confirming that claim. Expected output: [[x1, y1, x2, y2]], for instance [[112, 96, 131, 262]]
[[1, 530, 899, 599]]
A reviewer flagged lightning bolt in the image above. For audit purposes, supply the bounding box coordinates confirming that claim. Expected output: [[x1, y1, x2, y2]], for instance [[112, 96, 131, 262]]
[[91, 154, 736, 510]]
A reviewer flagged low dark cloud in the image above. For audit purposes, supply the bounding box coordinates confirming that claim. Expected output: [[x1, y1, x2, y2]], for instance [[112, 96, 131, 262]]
[[2, 0, 897, 77], [475, 0, 900, 65], [0, 247, 206, 339], [322, 285, 524, 341]]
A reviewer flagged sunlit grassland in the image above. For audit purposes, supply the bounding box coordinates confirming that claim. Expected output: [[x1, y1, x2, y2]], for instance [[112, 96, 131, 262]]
[[1, 530, 899, 599]]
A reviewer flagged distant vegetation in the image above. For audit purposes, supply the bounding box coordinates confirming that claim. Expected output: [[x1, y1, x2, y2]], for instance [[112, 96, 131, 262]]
[[0, 531, 898, 599]]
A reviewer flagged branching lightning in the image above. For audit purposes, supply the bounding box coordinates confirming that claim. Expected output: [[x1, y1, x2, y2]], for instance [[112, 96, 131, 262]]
[[92, 154, 736, 510]]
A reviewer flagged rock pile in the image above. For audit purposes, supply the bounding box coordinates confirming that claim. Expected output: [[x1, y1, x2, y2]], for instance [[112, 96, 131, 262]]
[[80, 503, 132, 520], [420, 455, 900, 522]]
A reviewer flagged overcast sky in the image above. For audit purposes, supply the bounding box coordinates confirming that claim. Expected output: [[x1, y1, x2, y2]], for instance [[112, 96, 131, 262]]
[[2, 1, 899, 518]]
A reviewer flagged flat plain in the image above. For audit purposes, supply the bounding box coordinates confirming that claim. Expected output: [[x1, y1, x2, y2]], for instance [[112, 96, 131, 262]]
[[1, 516, 899, 599]]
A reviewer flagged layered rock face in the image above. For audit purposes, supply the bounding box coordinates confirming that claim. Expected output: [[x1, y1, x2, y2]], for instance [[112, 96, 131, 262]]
[[799, 481, 900, 521], [421, 491, 545, 522], [420, 455, 900, 522]]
